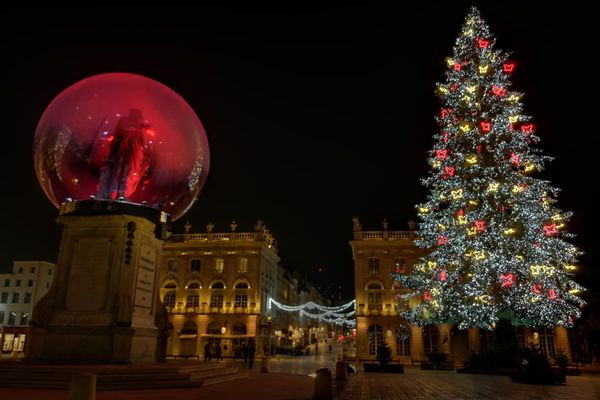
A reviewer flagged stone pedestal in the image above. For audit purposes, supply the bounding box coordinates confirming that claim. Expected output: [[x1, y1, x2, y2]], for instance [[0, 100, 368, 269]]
[[27, 200, 168, 363]]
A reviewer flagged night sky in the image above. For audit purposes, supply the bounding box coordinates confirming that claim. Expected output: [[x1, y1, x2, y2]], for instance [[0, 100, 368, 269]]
[[1, 3, 598, 306]]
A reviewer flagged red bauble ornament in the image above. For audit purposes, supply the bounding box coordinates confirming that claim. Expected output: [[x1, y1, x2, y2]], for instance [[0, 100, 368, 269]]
[[549, 289, 558, 300], [440, 108, 451, 118], [510, 152, 520, 165], [457, 209, 465, 216], [480, 121, 491, 132], [440, 270, 447, 282], [476, 144, 482, 154], [437, 236, 448, 245], [454, 63, 462, 71], [424, 291, 432, 301], [474, 220, 486, 233]]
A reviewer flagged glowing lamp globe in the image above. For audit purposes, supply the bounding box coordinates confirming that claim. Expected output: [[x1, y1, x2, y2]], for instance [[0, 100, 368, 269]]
[[33, 73, 210, 220]]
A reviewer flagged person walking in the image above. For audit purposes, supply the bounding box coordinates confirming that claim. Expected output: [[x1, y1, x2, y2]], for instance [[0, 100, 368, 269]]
[[215, 343, 222, 362], [247, 338, 256, 369]]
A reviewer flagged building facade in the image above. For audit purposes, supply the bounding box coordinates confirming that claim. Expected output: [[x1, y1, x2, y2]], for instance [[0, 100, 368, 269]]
[[350, 218, 571, 365], [0, 261, 55, 357], [158, 221, 325, 359]]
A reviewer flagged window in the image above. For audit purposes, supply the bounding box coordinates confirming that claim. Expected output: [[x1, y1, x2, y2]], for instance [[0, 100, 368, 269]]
[[187, 282, 201, 289], [538, 327, 556, 359], [480, 329, 494, 352], [167, 260, 178, 275], [210, 281, 225, 289], [12, 293, 19, 303], [163, 281, 177, 289], [18, 267, 23, 273], [190, 259, 202, 274], [233, 322, 247, 335], [28, 280, 33, 287], [162, 291, 176, 308], [238, 258, 248, 273], [3, 279, 9, 287], [1, 292, 8, 303], [367, 292, 382, 310], [206, 321, 221, 334], [394, 258, 406, 274], [0, 311, 4, 323], [8, 312, 16, 325], [48, 269, 52, 275], [186, 294, 199, 308], [20, 312, 29, 325], [234, 292, 248, 308], [215, 258, 224, 274], [368, 324, 384, 355], [46, 283, 50, 289], [15, 280, 21, 287], [368, 257, 380, 275], [210, 293, 224, 308], [422, 325, 439, 354], [24, 292, 32, 304], [30, 267, 36, 273], [395, 324, 411, 356]]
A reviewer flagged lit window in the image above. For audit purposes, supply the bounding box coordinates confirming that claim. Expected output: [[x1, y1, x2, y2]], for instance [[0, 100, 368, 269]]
[[238, 258, 248, 273], [186, 294, 199, 308], [538, 327, 556, 359], [210, 293, 224, 308], [367, 292, 382, 310], [215, 258, 224, 274], [395, 324, 411, 356], [368, 258, 380, 275], [423, 325, 439, 354], [162, 291, 176, 308], [167, 260, 178, 275], [368, 324, 384, 355], [234, 293, 248, 308], [190, 259, 201, 274]]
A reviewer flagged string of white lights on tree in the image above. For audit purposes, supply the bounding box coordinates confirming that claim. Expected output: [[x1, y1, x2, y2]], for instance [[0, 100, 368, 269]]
[[395, 7, 585, 330]]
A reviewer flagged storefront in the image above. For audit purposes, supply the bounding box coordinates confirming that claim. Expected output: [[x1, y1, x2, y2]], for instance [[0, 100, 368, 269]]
[[1, 326, 28, 357]]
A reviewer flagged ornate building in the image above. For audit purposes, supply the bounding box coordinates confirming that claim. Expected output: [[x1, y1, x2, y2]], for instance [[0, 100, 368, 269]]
[[0, 261, 55, 357], [158, 221, 325, 359], [350, 218, 571, 365]]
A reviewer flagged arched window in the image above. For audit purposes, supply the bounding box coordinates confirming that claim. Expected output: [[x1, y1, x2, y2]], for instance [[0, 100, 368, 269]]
[[162, 291, 176, 308], [233, 322, 247, 335], [162, 280, 177, 289], [395, 324, 411, 356], [422, 325, 439, 354], [210, 281, 225, 289], [186, 281, 201, 289], [234, 281, 249, 308], [234, 282, 249, 289], [210, 281, 225, 308], [538, 327, 556, 358], [181, 320, 197, 335], [206, 321, 222, 334], [368, 324, 384, 355]]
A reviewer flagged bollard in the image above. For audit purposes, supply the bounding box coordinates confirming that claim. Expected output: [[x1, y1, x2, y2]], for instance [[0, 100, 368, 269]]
[[335, 361, 347, 380], [68, 373, 96, 400], [260, 355, 270, 373], [313, 368, 332, 400]]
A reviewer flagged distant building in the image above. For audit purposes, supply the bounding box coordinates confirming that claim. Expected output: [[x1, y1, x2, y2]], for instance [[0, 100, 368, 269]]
[[158, 221, 327, 359], [350, 218, 570, 365], [0, 261, 55, 357]]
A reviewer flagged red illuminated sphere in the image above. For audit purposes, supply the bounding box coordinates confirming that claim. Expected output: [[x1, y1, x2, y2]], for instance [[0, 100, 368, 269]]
[[33, 73, 210, 220]]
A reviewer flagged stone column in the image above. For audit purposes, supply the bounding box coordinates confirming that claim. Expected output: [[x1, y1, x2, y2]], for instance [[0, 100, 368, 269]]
[[410, 325, 425, 362], [554, 326, 572, 361]]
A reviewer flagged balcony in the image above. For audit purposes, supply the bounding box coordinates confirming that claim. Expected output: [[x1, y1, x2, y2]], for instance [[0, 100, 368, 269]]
[[356, 231, 412, 241], [168, 232, 265, 243]]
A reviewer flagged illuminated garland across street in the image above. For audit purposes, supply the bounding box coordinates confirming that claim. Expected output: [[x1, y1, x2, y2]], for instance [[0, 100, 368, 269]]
[[268, 298, 356, 326]]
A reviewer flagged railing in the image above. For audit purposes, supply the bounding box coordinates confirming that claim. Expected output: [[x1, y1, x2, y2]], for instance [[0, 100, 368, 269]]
[[170, 305, 257, 315], [168, 232, 262, 243], [356, 230, 412, 240]]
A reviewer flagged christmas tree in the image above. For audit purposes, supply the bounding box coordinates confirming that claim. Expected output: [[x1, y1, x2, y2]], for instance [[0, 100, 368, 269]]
[[396, 7, 585, 330]]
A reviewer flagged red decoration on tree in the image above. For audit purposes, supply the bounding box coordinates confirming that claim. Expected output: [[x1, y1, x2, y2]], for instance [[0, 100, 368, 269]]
[[477, 38, 490, 48], [535, 242, 542, 248], [510, 152, 520, 165], [503, 63, 515, 73], [442, 132, 449, 143], [549, 289, 557, 300], [500, 273, 516, 288], [476, 144, 482, 154], [437, 236, 448, 245], [499, 205, 506, 213], [424, 291, 432, 301], [543, 224, 558, 236], [440, 270, 447, 282], [442, 166, 455, 178], [457, 209, 464, 216], [521, 124, 534, 134], [480, 121, 491, 132], [436, 149, 449, 159], [532, 283, 542, 294], [451, 83, 458, 91], [474, 220, 486, 233], [454, 63, 462, 71], [440, 108, 451, 118], [491, 85, 506, 97]]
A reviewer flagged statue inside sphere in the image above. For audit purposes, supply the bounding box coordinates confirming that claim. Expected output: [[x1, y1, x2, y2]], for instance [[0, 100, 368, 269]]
[[33, 73, 210, 220]]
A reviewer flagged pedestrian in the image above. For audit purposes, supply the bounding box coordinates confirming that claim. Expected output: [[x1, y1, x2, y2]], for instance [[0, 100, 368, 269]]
[[204, 342, 210, 362], [329, 344, 332, 353], [247, 338, 256, 369], [215, 343, 222, 362], [315, 343, 319, 355]]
